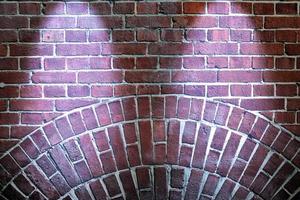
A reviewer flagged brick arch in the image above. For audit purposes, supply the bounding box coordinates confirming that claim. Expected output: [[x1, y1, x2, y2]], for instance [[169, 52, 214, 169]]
[[0, 97, 299, 199]]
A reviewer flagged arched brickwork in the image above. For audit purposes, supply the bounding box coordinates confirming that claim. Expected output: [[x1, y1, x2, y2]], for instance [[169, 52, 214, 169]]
[[0, 1, 300, 200], [0, 97, 299, 199]]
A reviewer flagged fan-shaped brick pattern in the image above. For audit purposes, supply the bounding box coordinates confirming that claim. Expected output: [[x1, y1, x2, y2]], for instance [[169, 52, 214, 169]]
[[0, 97, 299, 200]]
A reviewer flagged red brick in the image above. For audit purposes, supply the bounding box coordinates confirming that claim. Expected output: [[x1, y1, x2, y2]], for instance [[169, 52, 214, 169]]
[[10, 44, 52, 56], [14, 174, 34, 196], [89, 2, 111, 15], [20, 3, 40, 15], [78, 16, 122, 29], [10, 146, 30, 167], [112, 30, 134, 42], [108, 126, 128, 170], [151, 97, 164, 118], [137, 29, 158, 42], [93, 130, 109, 152], [149, 43, 193, 55], [19, 30, 40, 42], [126, 71, 170, 83], [183, 2, 205, 14], [283, 139, 300, 160], [137, 2, 158, 14], [179, 146, 193, 167], [253, 30, 274, 42], [230, 30, 251, 42], [136, 167, 151, 189], [0, 86, 18, 98], [50, 173, 71, 195], [261, 163, 294, 199], [220, 16, 263, 28], [177, 97, 190, 119], [208, 85, 228, 97], [208, 2, 229, 14], [138, 121, 153, 164], [239, 139, 256, 161], [89, 180, 107, 200], [272, 131, 291, 153], [250, 172, 269, 194], [65, 30, 86, 42], [231, 2, 252, 14], [265, 17, 300, 28], [185, 169, 203, 199], [127, 16, 171, 28], [0, 113, 19, 125], [66, 3, 88, 15], [79, 134, 103, 177], [154, 167, 167, 200], [217, 133, 241, 176], [0, 16, 28, 29], [78, 71, 122, 83], [162, 85, 183, 94], [100, 151, 116, 174], [192, 124, 210, 168], [166, 120, 180, 164], [228, 159, 247, 182], [103, 175, 121, 197], [173, 16, 217, 28], [241, 43, 284, 55], [108, 101, 124, 123], [160, 2, 182, 14], [254, 3, 274, 15], [10, 100, 53, 111], [127, 145, 141, 167], [64, 139, 83, 162], [219, 71, 262, 83], [276, 3, 297, 15], [205, 150, 220, 173], [240, 145, 268, 187], [119, 170, 138, 199], [185, 30, 205, 41], [89, 30, 110, 42], [216, 180, 236, 200], [122, 98, 137, 120], [3, 185, 25, 200], [56, 44, 99, 56], [171, 168, 184, 189], [0, 57, 18, 69], [32, 72, 76, 83], [31, 16, 75, 28], [203, 174, 219, 196], [195, 43, 238, 55], [137, 57, 157, 69], [25, 165, 60, 199], [113, 2, 134, 14], [75, 186, 93, 200], [172, 71, 217, 83], [0, 3, 17, 14], [241, 99, 284, 111], [42, 30, 64, 42], [183, 57, 204, 69], [20, 138, 39, 159], [103, 43, 147, 55]]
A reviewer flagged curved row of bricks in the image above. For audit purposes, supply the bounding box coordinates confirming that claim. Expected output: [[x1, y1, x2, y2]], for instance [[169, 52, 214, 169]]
[[0, 96, 299, 200]]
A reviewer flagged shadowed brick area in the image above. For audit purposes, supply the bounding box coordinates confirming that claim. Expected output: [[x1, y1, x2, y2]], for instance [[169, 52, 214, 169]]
[[0, 0, 300, 199], [0, 97, 299, 199]]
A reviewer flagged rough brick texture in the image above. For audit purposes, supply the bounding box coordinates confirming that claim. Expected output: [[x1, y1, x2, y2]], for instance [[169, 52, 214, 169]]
[[0, 1, 299, 200]]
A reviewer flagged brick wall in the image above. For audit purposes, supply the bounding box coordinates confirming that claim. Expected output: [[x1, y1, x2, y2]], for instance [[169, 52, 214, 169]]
[[0, 1, 299, 200]]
